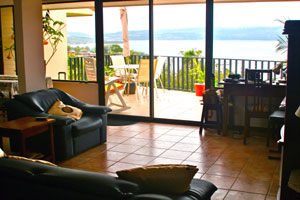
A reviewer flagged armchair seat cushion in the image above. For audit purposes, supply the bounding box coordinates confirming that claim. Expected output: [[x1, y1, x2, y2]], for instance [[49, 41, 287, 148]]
[[71, 114, 103, 136]]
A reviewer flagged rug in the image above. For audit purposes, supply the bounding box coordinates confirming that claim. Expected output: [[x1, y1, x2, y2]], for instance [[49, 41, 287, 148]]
[[107, 118, 138, 126]]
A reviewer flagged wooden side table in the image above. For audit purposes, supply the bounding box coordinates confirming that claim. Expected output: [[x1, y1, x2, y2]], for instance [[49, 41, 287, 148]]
[[0, 117, 56, 163]]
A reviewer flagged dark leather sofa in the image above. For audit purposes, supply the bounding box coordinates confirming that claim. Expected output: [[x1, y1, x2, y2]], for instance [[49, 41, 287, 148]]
[[4, 88, 112, 161], [0, 157, 217, 200]]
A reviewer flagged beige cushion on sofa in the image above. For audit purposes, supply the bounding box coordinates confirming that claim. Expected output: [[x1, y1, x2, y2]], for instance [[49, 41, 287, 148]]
[[116, 164, 198, 194], [47, 100, 83, 120]]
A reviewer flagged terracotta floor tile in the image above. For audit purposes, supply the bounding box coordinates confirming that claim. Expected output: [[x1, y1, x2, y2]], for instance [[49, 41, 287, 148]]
[[201, 174, 236, 189], [145, 140, 176, 149], [164, 129, 192, 136], [156, 135, 184, 143], [107, 135, 130, 143], [180, 137, 203, 145], [206, 164, 243, 178], [265, 195, 277, 200], [211, 189, 228, 200], [147, 157, 183, 165], [110, 144, 142, 153], [112, 130, 140, 137], [122, 138, 151, 146], [186, 152, 219, 164], [76, 158, 115, 173], [170, 143, 200, 152], [239, 166, 275, 181], [133, 132, 165, 139], [231, 177, 270, 194], [159, 149, 192, 160], [120, 154, 156, 165], [224, 191, 265, 200], [181, 161, 212, 173], [106, 162, 142, 173], [268, 179, 280, 196], [134, 147, 166, 157], [98, 151, 129, 161]]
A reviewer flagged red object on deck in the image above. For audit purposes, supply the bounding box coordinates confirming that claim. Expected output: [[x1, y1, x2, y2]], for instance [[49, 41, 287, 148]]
[[195, 84, 205, 96]]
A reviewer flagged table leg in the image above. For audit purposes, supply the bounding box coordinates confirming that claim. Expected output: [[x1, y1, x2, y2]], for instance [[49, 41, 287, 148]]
[[223, 91, 229, 135], [49, 124, 55, 163], [20, 135, 26, 157]]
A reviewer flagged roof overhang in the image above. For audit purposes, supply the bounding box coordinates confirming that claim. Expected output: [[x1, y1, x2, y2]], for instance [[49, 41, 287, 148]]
[[42, 0, 300, 8]]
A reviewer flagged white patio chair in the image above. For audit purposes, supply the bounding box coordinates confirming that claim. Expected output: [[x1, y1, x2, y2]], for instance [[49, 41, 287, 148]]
[[154, 57, 167, 97]]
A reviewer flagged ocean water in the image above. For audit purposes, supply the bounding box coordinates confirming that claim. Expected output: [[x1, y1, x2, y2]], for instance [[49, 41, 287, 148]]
[[72, 40, 287, 61]]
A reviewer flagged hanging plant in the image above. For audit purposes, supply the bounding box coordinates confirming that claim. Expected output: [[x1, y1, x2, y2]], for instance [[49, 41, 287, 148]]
[[43, 10, 65, 67]]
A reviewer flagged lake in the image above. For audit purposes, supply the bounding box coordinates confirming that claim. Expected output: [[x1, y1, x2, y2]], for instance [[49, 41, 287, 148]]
[[71, 40, 286, 61]]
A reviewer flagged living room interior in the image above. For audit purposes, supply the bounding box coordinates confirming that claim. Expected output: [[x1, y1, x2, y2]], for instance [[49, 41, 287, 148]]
[[0, 0, 300, 199]]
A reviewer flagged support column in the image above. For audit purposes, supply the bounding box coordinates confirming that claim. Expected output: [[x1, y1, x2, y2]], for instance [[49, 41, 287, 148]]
[[14, 0, 45, 93], [205, 0, 214, 89]]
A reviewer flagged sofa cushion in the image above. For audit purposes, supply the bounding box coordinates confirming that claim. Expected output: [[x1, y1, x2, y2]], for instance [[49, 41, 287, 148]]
[[116, 164, 199, 195], [48, 100, 83, 120], [71, 114, 102, 136]]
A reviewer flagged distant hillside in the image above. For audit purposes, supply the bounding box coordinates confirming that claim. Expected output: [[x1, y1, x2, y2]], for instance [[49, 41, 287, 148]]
[[68, 32, 95, 44], [68, 26, 283, 44]]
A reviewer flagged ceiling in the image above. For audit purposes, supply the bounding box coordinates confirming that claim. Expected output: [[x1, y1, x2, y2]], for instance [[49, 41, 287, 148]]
[[41, 0, 300, 10]]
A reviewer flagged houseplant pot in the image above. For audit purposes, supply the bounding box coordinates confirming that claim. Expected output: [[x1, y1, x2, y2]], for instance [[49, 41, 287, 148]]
[[194, 83, 205, 96]]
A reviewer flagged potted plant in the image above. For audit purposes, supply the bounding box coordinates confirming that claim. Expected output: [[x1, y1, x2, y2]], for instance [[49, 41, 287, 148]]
[[180, 48, 206, 96], [191, 60, 205, 96]]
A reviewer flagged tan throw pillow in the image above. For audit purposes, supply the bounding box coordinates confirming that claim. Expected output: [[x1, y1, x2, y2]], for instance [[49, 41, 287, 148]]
[[116, 164, 198, 194], [6, 155, 57, 167], [47, 100, 83, 120]]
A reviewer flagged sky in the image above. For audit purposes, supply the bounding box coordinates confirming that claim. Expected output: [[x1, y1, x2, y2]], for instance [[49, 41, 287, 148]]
[[66, 2, 300, 35]]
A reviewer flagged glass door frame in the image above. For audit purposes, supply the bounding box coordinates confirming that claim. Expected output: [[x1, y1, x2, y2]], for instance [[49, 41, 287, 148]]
[[95, 0, 214, 126]]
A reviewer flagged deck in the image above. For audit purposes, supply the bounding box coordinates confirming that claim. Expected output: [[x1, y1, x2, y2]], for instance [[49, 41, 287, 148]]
[[108, 88, 203, 121]]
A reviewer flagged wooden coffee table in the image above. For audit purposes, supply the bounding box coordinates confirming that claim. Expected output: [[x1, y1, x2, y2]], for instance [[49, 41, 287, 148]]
[[0, 117, 56, 163]]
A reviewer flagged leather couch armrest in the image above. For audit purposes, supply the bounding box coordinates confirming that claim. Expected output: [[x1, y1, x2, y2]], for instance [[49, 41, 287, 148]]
[[38, 113, 75, 126], [80, 104, 112, 114]]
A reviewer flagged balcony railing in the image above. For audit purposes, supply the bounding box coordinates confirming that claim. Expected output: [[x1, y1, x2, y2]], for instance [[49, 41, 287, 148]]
[[68, 55, 284, 92]]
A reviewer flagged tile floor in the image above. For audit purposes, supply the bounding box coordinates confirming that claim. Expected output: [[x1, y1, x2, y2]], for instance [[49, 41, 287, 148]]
[[59, 122, 281, 200]]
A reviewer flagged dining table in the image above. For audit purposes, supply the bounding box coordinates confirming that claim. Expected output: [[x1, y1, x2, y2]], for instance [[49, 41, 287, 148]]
[[109, 64, 139, 95], [222, 81, 286, 135]]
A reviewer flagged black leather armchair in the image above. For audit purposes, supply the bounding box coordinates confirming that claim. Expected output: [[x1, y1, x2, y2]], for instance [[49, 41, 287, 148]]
[[4, 88, 112, 161]]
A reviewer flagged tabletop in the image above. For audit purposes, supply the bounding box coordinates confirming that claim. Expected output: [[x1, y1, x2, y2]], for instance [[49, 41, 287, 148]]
[[109, 64, 139, 69]]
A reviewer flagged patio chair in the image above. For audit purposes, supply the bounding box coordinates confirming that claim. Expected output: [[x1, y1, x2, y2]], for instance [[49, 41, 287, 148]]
[[243, 69, 273, 144], [154, 57, 167, 97], [84, 57, 126, 108], [135, 59, 158, 99], [110, 55, 137, 80]]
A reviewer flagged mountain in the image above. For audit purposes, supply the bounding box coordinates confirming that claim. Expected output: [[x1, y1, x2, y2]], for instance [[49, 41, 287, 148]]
[[67, 26, 283, 44], [67, 32, 95, 44]]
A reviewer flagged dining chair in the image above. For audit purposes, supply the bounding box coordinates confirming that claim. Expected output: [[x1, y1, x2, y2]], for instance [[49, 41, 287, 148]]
[[243, 69, 273, 144], [154, 57, 167, 97], [200, 89, 223, 135]]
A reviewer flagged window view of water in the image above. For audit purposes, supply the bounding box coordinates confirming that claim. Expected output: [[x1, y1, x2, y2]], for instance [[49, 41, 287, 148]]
[[72, 39, 286, 61]]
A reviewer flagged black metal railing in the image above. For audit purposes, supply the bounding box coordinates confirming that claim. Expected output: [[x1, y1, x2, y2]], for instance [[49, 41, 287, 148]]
[[68, 55, 284, 92]]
